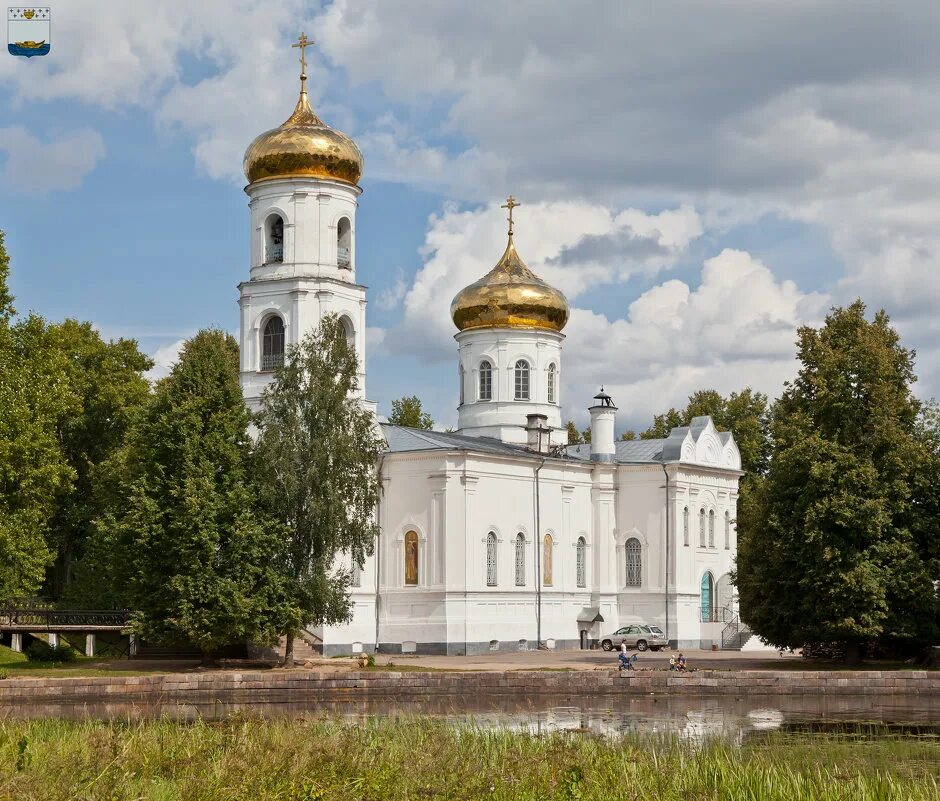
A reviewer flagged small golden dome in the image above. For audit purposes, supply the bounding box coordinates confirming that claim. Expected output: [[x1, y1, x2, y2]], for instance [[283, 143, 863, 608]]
[[243, 83, 362, 185], [450, 231, 569, 333]]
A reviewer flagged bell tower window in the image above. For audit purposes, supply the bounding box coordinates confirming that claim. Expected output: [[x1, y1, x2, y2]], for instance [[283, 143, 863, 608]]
[[261, 316, 285, 371], [337, 217, 351, 269], [266, 215, 284, 264]]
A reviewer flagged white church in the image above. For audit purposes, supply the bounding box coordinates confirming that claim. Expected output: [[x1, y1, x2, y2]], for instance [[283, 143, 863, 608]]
[[237, 41, 742, 655]]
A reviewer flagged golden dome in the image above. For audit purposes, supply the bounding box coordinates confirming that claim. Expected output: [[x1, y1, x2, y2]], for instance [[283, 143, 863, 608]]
[[243, 77, 362, 185], [451, 229, 569, 333]]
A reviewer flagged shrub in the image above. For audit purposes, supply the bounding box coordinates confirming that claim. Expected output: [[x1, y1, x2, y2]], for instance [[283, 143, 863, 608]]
[[24, 641, 77, 663]]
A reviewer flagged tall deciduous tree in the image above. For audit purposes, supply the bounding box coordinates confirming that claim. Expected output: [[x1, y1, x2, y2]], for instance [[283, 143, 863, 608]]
[[46, 319, 152, 598], [253, 315, 382, 665], [387, 395, 434, 429], [0, 232, 75, 600], [737, 302, 939, 661], [101, 330, 287, 663]]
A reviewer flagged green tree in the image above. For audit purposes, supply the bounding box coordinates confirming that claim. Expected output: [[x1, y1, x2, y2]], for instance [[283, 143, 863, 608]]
[[100, 330, 287, 663], [46, 319, 152, 599], [564, 421, 592, 444], [640, 408, 683, 440], [0, 232, 76, 600], [620, 430, 638, 441], [737, 302, 939, 661], [387, 395, 434, 429], [253, 315, 382, 665]]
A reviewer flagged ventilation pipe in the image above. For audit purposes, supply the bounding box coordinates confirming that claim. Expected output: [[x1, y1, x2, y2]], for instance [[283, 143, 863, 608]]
[[589, 387, 617, 462], [526, 413, 551, 453]]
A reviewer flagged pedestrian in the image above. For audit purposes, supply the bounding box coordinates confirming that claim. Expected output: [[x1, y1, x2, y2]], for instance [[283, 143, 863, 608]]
[[618, 640, 633, 671]]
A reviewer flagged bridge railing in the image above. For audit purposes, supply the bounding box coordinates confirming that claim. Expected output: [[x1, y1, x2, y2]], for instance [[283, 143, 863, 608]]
[[0, 608, 132, 628]]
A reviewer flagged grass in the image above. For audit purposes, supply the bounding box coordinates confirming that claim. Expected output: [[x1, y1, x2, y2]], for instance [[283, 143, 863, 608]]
[[0, 646, 160, 678], [0, 716, 935, 800]]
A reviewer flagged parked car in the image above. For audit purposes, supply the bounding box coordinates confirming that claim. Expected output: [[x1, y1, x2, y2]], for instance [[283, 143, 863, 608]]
[[600, 624, 666, 652]]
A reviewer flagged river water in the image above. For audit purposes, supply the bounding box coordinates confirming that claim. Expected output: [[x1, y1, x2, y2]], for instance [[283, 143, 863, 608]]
[[3, 693, 938, 742]]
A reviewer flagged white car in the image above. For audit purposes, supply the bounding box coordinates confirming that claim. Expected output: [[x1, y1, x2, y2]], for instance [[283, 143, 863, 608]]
[[600, 624, 666, 652]]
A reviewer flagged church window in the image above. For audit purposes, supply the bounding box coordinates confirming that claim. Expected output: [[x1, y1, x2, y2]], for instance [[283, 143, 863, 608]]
[[700, 571, 715, 622], [486, 532, 498, 586], [699, 508, 706, 547], [351, 556, 361, 588], [404, 531, 419, 586], [625, 538, 642, 587], [514, 360, 530, 401], [459, 365, 465, 405], [514, 533, 525, 586], [337, 217, 351, 269], [266, 214, 284, 263], [479, 360, 493, 401], [547, 363, 556, 404], [708, 509, 716, 548], [683, 507, 690, 547], [542, 533, 553, 586], [339, 315, 355, 353], [261, 316, 285, 371], [724, 511, 731, 550], [576, 537, 586, 588]]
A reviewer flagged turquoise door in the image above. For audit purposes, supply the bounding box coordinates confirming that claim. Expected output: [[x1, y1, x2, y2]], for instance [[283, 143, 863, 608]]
[[700, 572, 714, 622]]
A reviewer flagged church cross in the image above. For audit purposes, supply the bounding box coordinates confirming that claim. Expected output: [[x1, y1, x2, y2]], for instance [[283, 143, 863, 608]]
[[501, 195, 521, 238], [292, 32, 314, 87]]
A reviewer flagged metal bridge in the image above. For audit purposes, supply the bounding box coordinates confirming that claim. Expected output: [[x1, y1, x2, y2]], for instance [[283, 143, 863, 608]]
[[0, 605, 132, 657]]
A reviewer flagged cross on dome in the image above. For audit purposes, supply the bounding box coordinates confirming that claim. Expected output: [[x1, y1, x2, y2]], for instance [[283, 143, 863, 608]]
[[292, 32, 314, 92], [501, 195, 521, 238]]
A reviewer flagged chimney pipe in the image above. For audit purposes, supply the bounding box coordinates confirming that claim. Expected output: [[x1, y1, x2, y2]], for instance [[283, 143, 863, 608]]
[[589, 387, 617, 462], [525, 413, 551, 453]]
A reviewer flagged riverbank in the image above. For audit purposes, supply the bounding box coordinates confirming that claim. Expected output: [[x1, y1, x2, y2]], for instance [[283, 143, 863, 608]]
[[0, 716, 936, 800], [0, 667, 938, 706]]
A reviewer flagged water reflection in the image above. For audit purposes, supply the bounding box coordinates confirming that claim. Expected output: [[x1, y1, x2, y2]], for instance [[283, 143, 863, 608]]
[[3, 693, 938, 742]]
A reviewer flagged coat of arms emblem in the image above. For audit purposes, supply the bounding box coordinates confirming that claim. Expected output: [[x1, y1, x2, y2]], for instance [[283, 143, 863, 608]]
[[8, 7, 50, 57]]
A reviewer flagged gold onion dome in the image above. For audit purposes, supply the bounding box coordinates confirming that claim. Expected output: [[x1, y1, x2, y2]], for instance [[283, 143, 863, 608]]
[[451, 198, 569, 333], [243, 33, 363, 186]]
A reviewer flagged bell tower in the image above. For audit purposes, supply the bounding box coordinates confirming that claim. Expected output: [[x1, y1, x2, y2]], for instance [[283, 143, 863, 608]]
[[238, 33, 368, 411]]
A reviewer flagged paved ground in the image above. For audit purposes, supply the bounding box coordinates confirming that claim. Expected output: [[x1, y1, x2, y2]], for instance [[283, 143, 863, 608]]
[[367, 648, 802, 672], [71, 648, 802, 675]]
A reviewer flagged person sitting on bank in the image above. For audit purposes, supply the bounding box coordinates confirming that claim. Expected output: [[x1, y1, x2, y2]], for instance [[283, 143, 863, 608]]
[[669, 654, 677, 671], [676, 653, 688, 672]]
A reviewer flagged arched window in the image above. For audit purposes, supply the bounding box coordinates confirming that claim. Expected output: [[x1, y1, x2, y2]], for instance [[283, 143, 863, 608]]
[[337, 217, 351, 268], [724, 511, 731, 550], [699, 508, 706, 547], [683, 507, 690, 547], [625, 538, 642, 587], [515, 533, 526, 586], [350, 556, 361, 588], [486, 532, 498, 587], [459, 365, 465, 406], [542, 533, 553, 586], [576, 537, 586, 588], [339, 315, 355, 354], [700, 571, 715, 622], [708, 509, 716, 548], [404, 531, 419, 586], [547, 363, 556, 404], [261, 316, 285, 371], [479, 360, 493, 401], [266, 214, 284, 263], [514, 360, 530, 401]]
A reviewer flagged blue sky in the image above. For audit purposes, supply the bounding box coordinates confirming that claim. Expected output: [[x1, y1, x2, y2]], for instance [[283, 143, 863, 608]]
[[3, 1, 939, 432]]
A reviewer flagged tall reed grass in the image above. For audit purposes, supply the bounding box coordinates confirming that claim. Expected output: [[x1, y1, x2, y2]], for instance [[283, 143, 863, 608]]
[[0, 715, 936, 800]]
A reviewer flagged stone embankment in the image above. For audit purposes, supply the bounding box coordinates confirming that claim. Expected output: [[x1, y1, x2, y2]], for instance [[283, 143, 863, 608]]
[[0, 669, 937, 704]]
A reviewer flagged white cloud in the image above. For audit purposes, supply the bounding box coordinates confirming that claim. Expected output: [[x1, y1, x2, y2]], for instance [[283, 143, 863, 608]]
[[375, 270, 407, 311], [0, 126, 104, 193], [562, 249, 829, 427], [145, 338, 186, 382]]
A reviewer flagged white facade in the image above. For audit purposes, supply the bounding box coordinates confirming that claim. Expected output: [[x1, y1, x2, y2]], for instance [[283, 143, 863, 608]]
[[238, 176, 367, 411], [310, 417, 742, 655], [455, 327, 565, 446]]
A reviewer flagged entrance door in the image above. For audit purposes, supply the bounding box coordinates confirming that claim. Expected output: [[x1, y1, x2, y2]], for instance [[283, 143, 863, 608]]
[[579, 629, 587, 650], [700, 571, 714, 622]]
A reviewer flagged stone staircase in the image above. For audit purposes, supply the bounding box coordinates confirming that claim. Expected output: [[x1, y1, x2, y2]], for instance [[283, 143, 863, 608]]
[[720, 616, 753, 651], [278, 628, 323, 664]]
